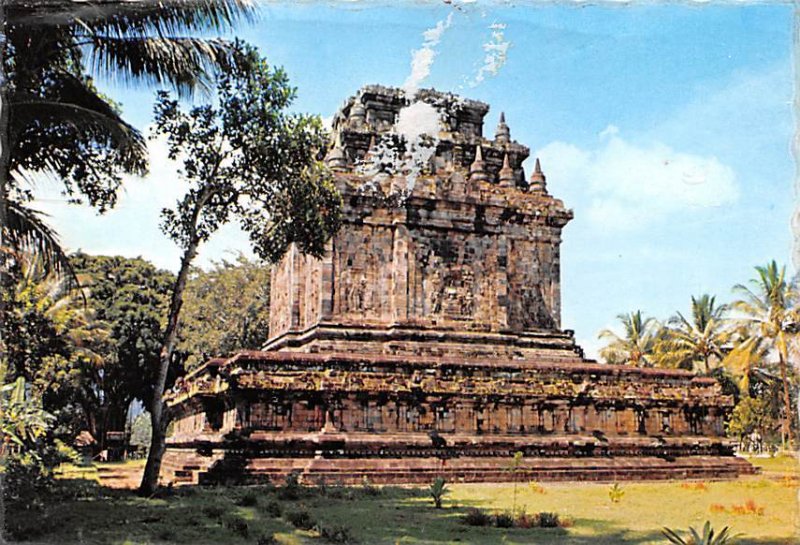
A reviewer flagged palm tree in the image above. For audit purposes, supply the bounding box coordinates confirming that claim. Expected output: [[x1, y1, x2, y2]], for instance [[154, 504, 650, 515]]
[[732, 261, 797, 450], [598, 310, 660, 366], [655, 294, 730, 373], [1, 0, 254, 275], [720, 329, 770, 394]]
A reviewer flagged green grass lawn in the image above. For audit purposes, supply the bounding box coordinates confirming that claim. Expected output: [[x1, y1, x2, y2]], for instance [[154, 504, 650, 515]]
[[6, 456, 797, 545]]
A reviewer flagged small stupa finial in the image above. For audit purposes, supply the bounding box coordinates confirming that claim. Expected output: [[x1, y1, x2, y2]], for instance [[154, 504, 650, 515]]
[[529, 157, 547, 193], [349, 98, 366, 129], [469, 145, 490, 183], [495, 112, 510, 144], [498, 152, 514, 188]]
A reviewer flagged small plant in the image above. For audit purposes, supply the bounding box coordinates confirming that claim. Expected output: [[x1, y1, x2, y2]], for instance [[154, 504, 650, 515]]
[[462, 508, 493, 526], [361, 476, 380, 496], [680, 482, 709, 492], [730, 499, 764, 516], [429, 477, 448, 509], [710, 503, 727, 513], [514, 510, 535, 529], [508, 451, 524, 512], [279, 470, 302, 500], [236, 490, 259, 507], [662, 521, 738, 544], [317, 523, 356, 543], [536, 512, 561, 528], [263, 499, 282, 518], [608, 483, 624, 503], [286, 509, 316, 530], [222, 515, 249, 538], [528, 481, 546, 494], [256, 534, 279, 545], [202, 505, 226, 519]]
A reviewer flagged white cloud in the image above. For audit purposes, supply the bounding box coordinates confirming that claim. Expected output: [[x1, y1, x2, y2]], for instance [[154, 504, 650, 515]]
[[31, 134, 253, 272], [471, 22, 510, 87], [403, 13, 454, 94], [539, 128, 739, 232]]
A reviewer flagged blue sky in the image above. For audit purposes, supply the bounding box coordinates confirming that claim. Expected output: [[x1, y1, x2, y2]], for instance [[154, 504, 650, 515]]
[[32, 2, 796, 358]]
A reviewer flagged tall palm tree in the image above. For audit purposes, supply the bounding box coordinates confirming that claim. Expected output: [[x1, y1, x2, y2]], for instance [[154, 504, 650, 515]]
[[598, 310, 660, 366], [732, 261, 797, 450], [655, 294, 730, 373], [1, 0, 254, 276]]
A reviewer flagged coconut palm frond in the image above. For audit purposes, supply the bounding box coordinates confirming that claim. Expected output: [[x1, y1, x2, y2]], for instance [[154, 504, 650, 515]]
[[12, 86, 147, 172], [4, 200, 81, 292], [598, 310, 659, 366], [86, 36, 232, 97], [8, 0, 255, 31]]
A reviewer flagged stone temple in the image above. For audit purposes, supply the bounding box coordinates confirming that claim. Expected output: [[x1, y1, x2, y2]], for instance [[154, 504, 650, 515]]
[[162, 85, 753, 485]]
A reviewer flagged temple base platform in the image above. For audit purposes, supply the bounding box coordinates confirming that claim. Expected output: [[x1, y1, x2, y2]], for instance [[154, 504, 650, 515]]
[[161, 432, 756, 486]]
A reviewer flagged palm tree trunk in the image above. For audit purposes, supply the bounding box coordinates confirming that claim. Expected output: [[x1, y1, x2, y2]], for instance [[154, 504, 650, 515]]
[[139, 236, 200, 496], [777, 350, 794, 451], [0, 0, 12, 359]]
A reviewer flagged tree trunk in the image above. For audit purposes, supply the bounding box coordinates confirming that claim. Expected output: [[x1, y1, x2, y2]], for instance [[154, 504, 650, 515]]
[[777, 349, 794, 451], [139, 237, 200, 495]]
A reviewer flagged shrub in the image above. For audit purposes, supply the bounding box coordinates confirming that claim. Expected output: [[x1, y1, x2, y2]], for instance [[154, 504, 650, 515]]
[[286, 509, 316, 530], [608, 483, 624, 503], [278, 470, 302, 500], [237, 490, 259, 507], [317, 523, 356, 543], [202, 505, 226, 519], [536, 512, 561, 528], [514, 511, 536, 529], [494, 512, 515, 528], [462, 508, 493, 526], [222, 515, 249, 537], [263, 500, 282, 518], [429, 477, 448, 509], [2, 456, 54, 511], [360, 476, 380, 496]]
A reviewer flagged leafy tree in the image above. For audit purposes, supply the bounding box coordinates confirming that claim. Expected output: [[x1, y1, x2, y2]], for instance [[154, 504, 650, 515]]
[[68, 253, 174, 453], [598, 310, 660, 366], [654, 294, 730, 373], [179, 254, 270, 371], [139, 42, 341, 495], [1, 0, 253, 281], [129, 411, 152, 453], [1, 375, 77, 511], [726, 395, 773, 448], [1, 259, 83, 437], [732, 261, 797, 450]]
